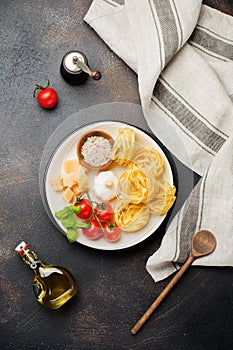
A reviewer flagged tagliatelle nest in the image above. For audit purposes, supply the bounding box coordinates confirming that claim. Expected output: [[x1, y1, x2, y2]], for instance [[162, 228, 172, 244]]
[[111, 127, 135, 166], [114, 202, 150, 232], [147, 181, 176, 215], [129, 147, 165, 178], [117, 166, 149, 204]]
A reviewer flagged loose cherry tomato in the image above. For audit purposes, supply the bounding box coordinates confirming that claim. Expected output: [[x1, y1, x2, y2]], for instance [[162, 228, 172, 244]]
[[33, 80, 58, 109], [94, 202, 114, 223], [102, 223, 121, 242], [82, 218, 102, 240], [75, 198, 92, 220]]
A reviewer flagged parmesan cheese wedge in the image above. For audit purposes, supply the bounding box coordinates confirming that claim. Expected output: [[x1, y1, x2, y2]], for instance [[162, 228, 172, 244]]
[[77, 166, 88, 191], [63, 187, 75, 203], [49, 177, 63, 191], [63, 159, 80, 173], [71, 184, 82, 196], [61, 173, 76, 188]]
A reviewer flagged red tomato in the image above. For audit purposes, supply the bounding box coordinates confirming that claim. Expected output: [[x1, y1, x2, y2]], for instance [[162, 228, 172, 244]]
[[82, 218, 102, 240], [34, 80, 58, 109], [102, 223, 121, 242], [94, 202, 114, 223], [75, 199, 92, 220]]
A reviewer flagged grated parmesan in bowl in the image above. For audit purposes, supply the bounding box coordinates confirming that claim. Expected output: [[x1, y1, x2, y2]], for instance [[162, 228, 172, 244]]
[[77, 130, 114, 170]]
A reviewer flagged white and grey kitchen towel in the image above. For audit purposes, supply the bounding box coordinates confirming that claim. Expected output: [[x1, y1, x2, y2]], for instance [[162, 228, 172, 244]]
[[84, 0, 233, 282]]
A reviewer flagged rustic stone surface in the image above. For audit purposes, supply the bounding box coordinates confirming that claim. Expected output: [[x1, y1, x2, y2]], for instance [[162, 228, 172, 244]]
[[0, 1, 232, 349]]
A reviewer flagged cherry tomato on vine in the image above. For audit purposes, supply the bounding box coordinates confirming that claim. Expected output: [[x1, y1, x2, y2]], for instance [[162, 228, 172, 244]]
[[33, 80, 58, 109], [102, 223, 121, 242], [75, 198, 92, 220], [82, 218, 102, 240], [94, 202, 114, 223]]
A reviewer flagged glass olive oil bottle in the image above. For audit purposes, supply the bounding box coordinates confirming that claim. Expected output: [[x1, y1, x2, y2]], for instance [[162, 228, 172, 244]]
[[15, 241, 77, 309]]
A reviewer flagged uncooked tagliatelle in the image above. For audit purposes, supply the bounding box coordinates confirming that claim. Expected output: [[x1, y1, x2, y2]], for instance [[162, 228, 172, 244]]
[[147, 181, 176, 215], [117, 165, 148, 204], [111, 127, 135, 166], [114, 202, 150, 232], [112, 127, 176, 232], [129, 147, 165, 178]]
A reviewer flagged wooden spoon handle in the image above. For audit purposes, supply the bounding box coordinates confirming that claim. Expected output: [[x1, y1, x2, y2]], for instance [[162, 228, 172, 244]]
[[131, 255, 195, 335]]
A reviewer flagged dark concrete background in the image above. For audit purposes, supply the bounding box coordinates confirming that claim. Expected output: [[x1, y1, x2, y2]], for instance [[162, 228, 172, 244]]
[[1, 1, 233, 349]]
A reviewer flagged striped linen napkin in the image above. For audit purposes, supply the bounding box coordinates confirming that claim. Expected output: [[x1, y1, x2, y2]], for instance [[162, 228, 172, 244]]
[[84, 0, 233, 282]]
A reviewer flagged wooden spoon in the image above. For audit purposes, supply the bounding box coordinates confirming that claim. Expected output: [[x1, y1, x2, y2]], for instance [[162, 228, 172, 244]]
[[131, 230, 217, 335]]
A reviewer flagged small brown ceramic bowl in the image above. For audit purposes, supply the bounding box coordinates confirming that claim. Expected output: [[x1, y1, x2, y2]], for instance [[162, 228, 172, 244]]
[[77, 130, 114, 171]]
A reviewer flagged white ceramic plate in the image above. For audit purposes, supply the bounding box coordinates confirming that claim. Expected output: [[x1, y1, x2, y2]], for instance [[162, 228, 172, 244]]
[[44, 121, 174, 250]]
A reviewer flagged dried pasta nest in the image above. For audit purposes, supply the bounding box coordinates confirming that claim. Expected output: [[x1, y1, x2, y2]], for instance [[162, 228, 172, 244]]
[[114, 202, 150, 232]]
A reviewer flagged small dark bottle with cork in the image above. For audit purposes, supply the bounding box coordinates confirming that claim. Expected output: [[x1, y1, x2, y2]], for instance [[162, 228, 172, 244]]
[[60, 51, 101, 85]]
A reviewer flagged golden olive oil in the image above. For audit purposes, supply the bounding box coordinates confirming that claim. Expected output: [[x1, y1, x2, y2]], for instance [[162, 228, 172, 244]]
[[15, 241, 77, 309]]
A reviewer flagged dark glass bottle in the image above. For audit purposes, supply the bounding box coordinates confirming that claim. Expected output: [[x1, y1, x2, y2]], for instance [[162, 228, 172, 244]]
[[15, 241, 77, 309]]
